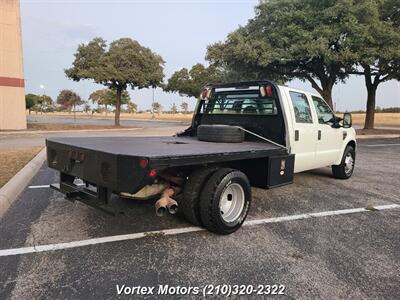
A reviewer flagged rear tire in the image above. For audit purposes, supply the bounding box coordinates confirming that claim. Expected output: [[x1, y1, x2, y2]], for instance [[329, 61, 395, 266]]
[[332, 146, 355, 179], [199, 168, 251, 234], [179, 167, 219, 226]]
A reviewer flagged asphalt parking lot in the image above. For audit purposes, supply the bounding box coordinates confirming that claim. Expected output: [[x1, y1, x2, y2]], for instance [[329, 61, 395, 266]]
[[0, 138, 399, 299]]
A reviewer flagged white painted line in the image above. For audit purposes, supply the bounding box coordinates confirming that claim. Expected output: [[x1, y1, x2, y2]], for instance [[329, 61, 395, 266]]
[[28, 185, 50, 189], [0, 204, 398, 257], [28, 183, 85, 189], [244, 204, 399, 226], [0, 227, 204, 257], [365, 143, 400, 147]]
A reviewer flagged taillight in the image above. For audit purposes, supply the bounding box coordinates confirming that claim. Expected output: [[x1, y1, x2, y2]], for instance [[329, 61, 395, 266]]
[[265, 84, 272, 97], [139, 158, 148, 168], [200, 88, 211, 99]]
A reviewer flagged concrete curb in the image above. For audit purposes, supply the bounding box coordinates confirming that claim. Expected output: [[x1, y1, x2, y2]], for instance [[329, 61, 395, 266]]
[[0, 127, 142, 136], [0, 147, 47, 218]]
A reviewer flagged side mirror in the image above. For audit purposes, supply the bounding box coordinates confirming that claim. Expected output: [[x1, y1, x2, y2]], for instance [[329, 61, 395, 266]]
[[343, 113, 352, 128]]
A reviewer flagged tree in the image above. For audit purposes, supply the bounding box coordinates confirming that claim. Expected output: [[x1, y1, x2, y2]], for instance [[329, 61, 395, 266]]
[[36, 95, 53, 114], [165, 63, 223, 98], [152, 102, 162, 114], [89, 89, 130, 115], [347, 0, 400, 129], [66, 37, 165, 126], [127, 101, 138, 114], [25, 94, 39, 114], [56, 90, 83, 112], [84, 103, 91, 114], [170, 103, 177, 114], [207, 0, 360, 108], [180, 102, 189, 114]]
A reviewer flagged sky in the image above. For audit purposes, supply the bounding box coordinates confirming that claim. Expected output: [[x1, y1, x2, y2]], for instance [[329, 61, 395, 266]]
[[20, 0, 400, 112]]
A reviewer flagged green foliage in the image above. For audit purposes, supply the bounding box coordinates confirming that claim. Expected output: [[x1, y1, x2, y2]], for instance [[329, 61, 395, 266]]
[[170, 103, 177, 114], [165, 64, 223, 98], [152, 102, 162, 114], [180, 102, 189, 114], [65, 37, 164, 125], [207, 0, 366, 107], [56, 90, 83, 111], [30, 95, 53, 113], [37, 95, 53, 106], [25, 94, 39, 112], [344, 0, 400, 128], [127, 101, 138, 113], [84, 104, 91, 114], [89, 89, 130, 107], [375, 106, 400, 113], [348, 0, 400, 80]]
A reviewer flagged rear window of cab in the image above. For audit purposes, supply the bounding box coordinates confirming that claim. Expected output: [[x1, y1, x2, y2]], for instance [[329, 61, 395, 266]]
[[204, 92, 278, 115]]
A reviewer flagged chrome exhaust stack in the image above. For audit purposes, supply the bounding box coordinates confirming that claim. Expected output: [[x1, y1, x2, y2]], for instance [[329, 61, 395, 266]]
[[155, 187, 181, 216], [167, 199, 178, 214], [155, 196, 169, 217]]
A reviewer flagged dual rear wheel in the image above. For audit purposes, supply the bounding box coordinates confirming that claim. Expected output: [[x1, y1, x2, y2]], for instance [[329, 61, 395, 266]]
[[179, 167, 251, 234]]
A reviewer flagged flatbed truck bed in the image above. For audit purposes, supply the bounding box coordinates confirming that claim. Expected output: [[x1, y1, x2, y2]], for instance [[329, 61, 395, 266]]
[[47, 136, 284, 161], [46, 135, 286, 192]]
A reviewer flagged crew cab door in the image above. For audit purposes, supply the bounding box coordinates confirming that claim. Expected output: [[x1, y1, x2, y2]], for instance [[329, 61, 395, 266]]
[[287, 90, 317, 172], [311, 96, 343, 167]]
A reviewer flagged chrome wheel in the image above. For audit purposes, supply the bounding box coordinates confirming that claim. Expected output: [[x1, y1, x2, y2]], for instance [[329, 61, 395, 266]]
[[344, 152, 354, 175], [219, 183, 245, 223]]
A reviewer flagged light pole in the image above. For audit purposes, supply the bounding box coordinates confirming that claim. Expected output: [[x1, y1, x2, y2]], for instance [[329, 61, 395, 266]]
[[152, 87, 155, 119], [39, 84, 45, 114]]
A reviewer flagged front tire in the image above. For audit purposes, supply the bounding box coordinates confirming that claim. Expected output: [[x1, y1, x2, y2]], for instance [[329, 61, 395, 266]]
[[199, 168, 251, 234], [332, 145, 355, 179]]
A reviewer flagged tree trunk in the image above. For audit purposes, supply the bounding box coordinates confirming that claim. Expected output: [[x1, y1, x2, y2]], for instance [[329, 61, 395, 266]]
[[115, 88, 122, 126], [105, 104, 108, 116], [363, 65, 378, 130], [364, 85, 377, 129], [306, 76, 334, 109], [321, 89, 333, 110], [320, 80, 334, 110]]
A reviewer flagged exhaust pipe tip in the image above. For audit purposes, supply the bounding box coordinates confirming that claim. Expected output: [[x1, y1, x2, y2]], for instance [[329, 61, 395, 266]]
[[156, 206, 167, 217], [168, 204, 178, 215]]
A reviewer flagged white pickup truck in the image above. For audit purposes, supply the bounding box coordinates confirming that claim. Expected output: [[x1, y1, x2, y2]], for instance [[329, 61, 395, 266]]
[[47, 81, 356, 234]]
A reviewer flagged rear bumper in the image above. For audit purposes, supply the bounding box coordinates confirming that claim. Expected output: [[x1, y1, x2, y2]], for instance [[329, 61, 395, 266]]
[[51, 172, 116, 215]]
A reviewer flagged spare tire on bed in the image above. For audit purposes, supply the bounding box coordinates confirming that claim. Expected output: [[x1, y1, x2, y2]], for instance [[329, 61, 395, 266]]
[[197, 124, 245, 143]]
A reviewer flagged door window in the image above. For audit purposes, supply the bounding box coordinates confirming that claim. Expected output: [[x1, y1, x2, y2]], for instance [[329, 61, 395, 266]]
[[289, 91, 313, 123], [312, 96, 335, 124]]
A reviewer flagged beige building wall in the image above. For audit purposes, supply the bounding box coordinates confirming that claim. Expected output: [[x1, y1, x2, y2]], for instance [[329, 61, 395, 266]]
[[0, 0, 26, 130]]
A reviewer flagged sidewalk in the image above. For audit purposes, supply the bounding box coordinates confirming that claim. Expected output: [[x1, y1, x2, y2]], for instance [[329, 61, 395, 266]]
[[0, 127, 141, 136]]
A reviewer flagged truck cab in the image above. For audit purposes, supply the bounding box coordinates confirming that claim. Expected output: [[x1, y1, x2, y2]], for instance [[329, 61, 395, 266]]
[[277, 85, 356, 173], [189, 81, 356, 176]]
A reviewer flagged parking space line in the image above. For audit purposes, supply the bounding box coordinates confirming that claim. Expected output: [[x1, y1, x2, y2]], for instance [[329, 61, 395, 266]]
[[0, 204, 398, 257], [28, 185, 50, 189], [28, 183, 85, 189], [365, 143, 400, 147]]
